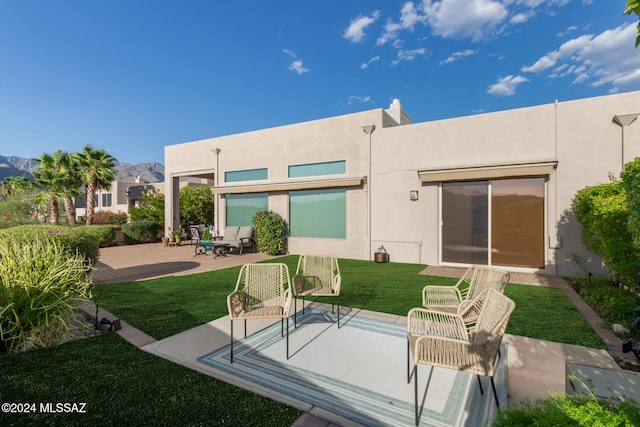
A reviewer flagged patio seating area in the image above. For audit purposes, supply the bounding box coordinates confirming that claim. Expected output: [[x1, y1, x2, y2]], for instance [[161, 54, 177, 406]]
[[91, 243, 640, 427]]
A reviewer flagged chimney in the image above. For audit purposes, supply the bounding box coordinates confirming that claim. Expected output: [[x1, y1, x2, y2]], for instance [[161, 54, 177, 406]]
[[385, 98, 412, 125]]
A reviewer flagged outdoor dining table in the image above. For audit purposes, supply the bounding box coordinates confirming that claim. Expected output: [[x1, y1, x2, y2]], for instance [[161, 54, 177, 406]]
[[194, 241, 231, 258]]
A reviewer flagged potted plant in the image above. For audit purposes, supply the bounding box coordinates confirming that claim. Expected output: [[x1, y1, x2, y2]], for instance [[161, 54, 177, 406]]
[[201, 227, 212, 250], [161, 236, 170, 247], [173, 229, 183, 245]]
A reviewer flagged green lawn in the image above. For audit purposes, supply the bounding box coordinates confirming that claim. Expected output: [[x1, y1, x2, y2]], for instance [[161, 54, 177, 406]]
[[0, 256, 604, 426], [93, 255, 604, 348]]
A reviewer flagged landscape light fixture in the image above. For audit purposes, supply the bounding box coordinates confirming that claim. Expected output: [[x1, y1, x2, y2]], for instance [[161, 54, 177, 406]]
[[100, 317, 122, 332]]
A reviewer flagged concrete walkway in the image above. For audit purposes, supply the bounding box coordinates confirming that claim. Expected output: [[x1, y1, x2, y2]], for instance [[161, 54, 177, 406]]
[[89, 244, 639, 426]]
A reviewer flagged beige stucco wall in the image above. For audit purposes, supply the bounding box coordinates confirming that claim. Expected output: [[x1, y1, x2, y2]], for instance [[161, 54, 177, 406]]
[[165, 108, 385, 261], [369, 91, 640, 276], [164, 90, 640, 277]]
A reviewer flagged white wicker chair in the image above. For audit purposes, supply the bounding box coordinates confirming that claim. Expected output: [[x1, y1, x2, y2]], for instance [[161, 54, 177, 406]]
[[422, 265, 509, 323], [407, 289, 515, 426], [292, 254, 342, 327], [227, 263, 293, 363]]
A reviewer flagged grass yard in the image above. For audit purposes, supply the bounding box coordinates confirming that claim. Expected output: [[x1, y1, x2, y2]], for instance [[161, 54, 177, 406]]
[[93, 255, 604, 348], [0, 256, 605, 426]]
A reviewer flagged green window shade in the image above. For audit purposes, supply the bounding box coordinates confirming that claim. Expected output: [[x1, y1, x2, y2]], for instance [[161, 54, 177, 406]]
[[225, 168, 268, 183], [226, 193, 268, 226], [290, 189, 346, 238], [288, 160, 346, 178]]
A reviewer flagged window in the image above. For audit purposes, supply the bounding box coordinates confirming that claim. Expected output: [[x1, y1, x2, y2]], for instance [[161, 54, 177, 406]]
[[102, 193, 112, 207], [288, 160, 346, 178], [289, 189, 346, 238], [441, 177, 545, 268], [225, 168, 268, 183], [226, 193, 268, 226]]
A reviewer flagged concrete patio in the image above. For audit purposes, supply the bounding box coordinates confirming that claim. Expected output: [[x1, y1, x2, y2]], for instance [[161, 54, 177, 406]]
[[90, 243, 640, 426]]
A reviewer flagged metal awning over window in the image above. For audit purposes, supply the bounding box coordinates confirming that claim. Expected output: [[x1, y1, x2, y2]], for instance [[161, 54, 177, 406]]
[[417, 161, 558, 182], [211, 176, 365, 194]]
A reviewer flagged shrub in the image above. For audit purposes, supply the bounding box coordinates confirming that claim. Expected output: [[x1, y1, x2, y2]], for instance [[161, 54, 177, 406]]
[[569, 276, 640, 332], [179, 185, 214, 226], [492, 383, 640, 427], [129, 192, 164, 226], [91, 210, 128, 225], [121, 220, 160, 244], [0, 237, 93, 354], [253, 210, 287, 255], [76, 225, 116, 248], [572, 181, 640, 285], [0, 193, 40, 229], [0, 225, 100, 265]]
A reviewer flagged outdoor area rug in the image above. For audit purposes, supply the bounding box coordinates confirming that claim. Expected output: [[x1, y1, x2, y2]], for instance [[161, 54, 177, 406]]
[[197, 307, 508, 427]]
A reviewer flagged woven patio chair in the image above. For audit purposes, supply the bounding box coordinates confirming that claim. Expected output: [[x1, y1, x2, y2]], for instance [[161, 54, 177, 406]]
[[292, 254, 342, 328], [227, 263, 293, 363], [407, 289, 515, 425], [422, 265, 509, 323]]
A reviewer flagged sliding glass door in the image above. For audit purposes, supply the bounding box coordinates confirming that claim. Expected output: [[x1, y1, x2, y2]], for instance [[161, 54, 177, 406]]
[[441, 177, 545, 268], [442, 181, 488, 264]]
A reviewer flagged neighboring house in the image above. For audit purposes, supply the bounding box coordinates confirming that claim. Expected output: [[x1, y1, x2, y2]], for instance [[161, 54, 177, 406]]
[[74, 179, 164, 220], [164, 91, 640, 278]]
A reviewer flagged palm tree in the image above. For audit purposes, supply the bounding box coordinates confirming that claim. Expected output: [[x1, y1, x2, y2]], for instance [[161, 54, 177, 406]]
[[33, 151, 81, 224], [33, 155, 62, 224], [1, 176, 34, 197], [73, 145, 118, 225]]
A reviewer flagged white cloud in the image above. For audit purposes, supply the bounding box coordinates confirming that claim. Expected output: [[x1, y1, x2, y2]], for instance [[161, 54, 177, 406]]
[[361, 56, 381, 69], [521, 23, 640, 92], [557, 25, 577, 38], [377, 2, 426, 46], [343, 11, 381, 43], [390, 48, 427, 66], [487, 75, 530, 96], [521, 34, 592, 73], [439, 49, 477, 65], [283, 49, 310, 75], [509, 13, 529, 25], [377, 20, 404, 46], [422, 0, 508, 41], [348, 95, 372, 104], [289, 60, 309, 75], [400, 1, 425, 29]]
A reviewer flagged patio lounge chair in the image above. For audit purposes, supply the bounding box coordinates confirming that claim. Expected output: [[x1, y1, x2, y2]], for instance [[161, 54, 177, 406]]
[[217, 225, 255, 255], [407, 289, 515, 425], [292, 254, 342, 327], [422, 265, 509, 323], [227, 263, 293, 363]]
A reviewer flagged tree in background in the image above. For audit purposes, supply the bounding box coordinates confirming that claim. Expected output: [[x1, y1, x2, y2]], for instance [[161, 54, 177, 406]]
[[0, 176, 33, 198], [73, 145, 117, 226], [625, 0, 640, 47], [179, 185, 214, 226], [33, 150, 81, 225], [0, 177, 39, 229], [33, 152, 64, 224], [129, 192, 165, 227]]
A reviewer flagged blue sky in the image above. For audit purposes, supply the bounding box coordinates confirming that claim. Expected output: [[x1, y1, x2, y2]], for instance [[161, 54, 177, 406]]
[[1, 1, 638, 165]]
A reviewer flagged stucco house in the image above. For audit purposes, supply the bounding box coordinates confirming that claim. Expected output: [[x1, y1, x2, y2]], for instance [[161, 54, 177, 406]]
[[74, 179, 164, 221], [164, 91, 640, 278]]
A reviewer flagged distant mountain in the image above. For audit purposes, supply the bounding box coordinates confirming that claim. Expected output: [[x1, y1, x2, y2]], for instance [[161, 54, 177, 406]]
[[114, 161, 164, 183], [0, 155, 164, 183], [0, 156, 36, 181]]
